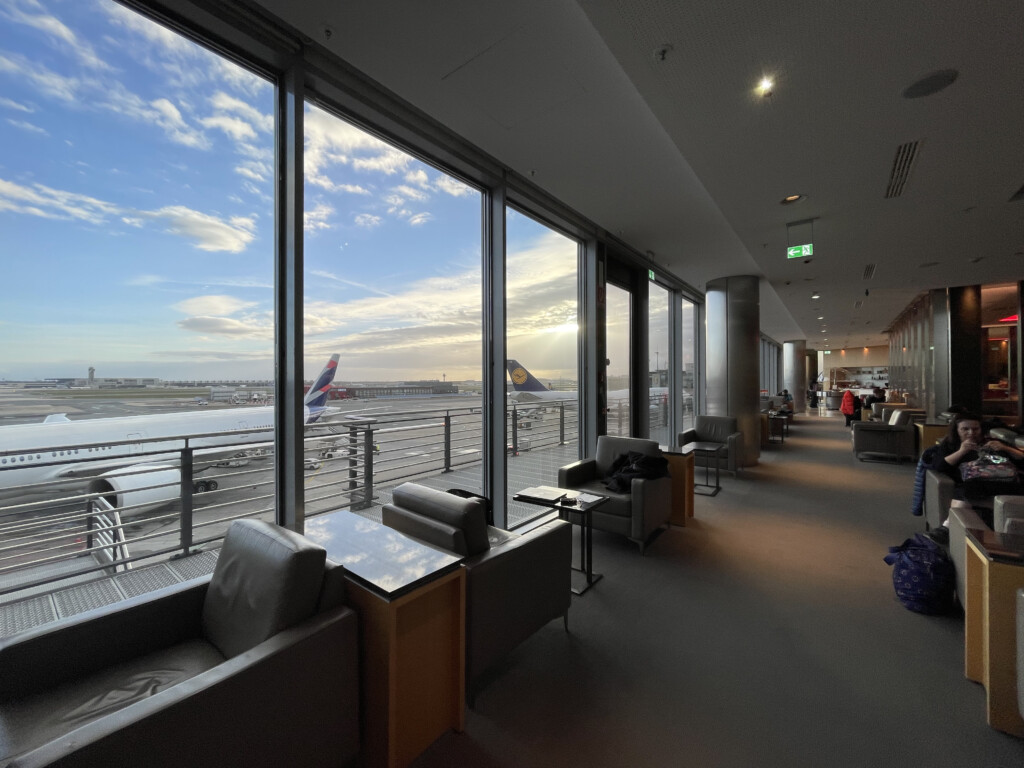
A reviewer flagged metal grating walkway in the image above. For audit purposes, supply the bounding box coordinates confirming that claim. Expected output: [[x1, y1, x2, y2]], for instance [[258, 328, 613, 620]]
[[0, 550, 220, 640]]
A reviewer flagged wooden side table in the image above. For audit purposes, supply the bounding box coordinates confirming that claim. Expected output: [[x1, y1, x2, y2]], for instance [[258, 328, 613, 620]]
[[963, 528, 1024, 736], [662, 450, 694, 525]]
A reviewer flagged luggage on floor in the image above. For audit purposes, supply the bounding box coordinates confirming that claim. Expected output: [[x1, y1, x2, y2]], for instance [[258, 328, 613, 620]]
[[883, 533, 955, 615]]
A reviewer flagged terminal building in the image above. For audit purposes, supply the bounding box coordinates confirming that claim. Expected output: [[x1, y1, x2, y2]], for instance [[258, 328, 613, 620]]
[[1, 2, 1022, 766]]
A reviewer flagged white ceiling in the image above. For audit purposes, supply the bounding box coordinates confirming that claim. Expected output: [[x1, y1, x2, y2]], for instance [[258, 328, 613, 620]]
[[250, 0, 1024, 349]]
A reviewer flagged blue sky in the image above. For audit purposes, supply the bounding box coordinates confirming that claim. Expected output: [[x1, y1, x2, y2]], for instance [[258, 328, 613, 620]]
[[0, 0, 582, 383]]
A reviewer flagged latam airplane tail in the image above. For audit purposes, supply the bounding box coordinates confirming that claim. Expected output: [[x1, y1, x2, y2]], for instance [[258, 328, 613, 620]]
[[304, 354, 341, 418], [506, 359, 550, 392]]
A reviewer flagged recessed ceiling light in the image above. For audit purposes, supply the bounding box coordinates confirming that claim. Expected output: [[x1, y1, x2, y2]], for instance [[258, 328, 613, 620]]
[[817, 316, 824, 320], [811, 293, 820, 300], [780, 194, 806, 205], [758, 77, 773, 97]]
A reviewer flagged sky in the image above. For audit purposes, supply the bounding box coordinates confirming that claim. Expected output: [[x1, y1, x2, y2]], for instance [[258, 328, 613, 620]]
[[0, 0, 584, 384]]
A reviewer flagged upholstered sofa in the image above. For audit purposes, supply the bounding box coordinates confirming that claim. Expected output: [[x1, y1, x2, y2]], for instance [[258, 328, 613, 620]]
[[558, 435, 672, 553], [679, 415, 743, 474], [0, 520, 360, 768], [381, 483, 571, 704], [947, 496, 1024, 607]]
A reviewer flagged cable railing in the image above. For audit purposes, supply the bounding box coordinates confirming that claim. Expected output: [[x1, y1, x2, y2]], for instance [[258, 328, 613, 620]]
[[0, 401, 581, 599]]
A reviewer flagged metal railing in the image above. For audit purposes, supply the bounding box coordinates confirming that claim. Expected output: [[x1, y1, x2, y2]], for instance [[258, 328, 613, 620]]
[[0, 401, 580, 599]]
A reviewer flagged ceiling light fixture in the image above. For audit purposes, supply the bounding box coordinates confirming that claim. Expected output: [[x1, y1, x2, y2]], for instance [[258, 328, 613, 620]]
[[758, 77, 773, 98], [780, 194, 806, 205], [811, 293, 820, 300], [902, 69, 959, 99]]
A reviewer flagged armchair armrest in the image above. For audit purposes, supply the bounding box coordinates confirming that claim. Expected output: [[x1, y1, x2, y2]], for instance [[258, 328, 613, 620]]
[[558, 458, 597, 487], [8, 606, 360, 768], [629, 475, 672, 541], [0, 579, 208, 701], [678, 429, 696, 448], [725, 431, 742, 472], [924, 469, 955, 529], [462, 520, 571, 683], [381, 503, 466, 554]]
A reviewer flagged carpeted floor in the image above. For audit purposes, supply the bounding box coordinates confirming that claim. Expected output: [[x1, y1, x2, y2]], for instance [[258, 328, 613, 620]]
[[411, 411, 1024, 767]]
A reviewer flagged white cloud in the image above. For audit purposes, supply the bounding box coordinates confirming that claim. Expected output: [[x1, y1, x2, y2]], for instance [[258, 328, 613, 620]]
[[408, 212, 432, 226], [173, 295, 257, 316], [0, 96, 33, 112], [405, 169, 429, 187], [121, 216, 143, 227], [177, 315, 270, 337], [435, 175, 474, 197], [0, 176, 120, 223], [305, 203, 334, 231], [5, 118, 47, 135], [146, 206, 255, 253], [305, 105, 413, 192], [0, 52, 81, 102], [234, 165, 264, 182], [394, 184, 429, 201], [2, 0, 112, 71], [200, 114, 256, 142], [354, 213, 382, 228], [209, 92, 272, 133]]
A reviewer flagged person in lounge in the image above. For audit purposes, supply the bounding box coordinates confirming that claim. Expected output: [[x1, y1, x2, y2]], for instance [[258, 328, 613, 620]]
[[840, 389, 859, 427], [929, 412, 1024, 515]]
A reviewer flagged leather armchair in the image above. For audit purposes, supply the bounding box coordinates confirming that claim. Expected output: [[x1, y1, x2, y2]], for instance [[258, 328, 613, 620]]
[[0, 520, 360, 768], [851, 409, 916, 463], [558, 435, 672, 553], [924, 469, 956, 529], [679, 415, 743, 473], [381, 483, 571, 705]]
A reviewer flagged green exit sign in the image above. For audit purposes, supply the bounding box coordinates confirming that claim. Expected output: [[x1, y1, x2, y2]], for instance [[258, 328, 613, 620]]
[[823, 350, 831, 355], [787, 244, 813, 259], [648, 269, 655, 281]]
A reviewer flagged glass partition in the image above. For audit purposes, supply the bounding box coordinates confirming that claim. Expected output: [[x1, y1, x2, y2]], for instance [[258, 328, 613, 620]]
[[505, 210, 579, 526], [649, 283, 670, 446], [0, 0, 275, 594], [681, 297, 697, 432], [605, 284, 632, 436], [302, 104, 483, 520]]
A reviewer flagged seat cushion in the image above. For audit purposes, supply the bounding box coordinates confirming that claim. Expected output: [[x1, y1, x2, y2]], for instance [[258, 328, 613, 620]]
[[202, 520, 326, 659], [0, 639, 223, 763]]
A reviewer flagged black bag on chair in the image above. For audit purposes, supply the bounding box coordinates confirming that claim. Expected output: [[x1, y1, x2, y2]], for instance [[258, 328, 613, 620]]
[[883, 533, 955, 615]]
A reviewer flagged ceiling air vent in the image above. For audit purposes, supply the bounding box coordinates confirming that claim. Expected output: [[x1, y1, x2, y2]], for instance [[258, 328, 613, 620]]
[[885, 141, 920, 199], [1010, 183, 1024, 202], [862, 263, 876, 280]]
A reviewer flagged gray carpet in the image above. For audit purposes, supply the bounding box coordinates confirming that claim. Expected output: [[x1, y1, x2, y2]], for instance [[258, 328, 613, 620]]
[[411, 412, 1024, 767]]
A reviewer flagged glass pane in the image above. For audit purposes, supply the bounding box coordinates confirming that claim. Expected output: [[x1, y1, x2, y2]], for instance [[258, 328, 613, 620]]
[[505, 210, 579, 528], [605, 284, 632, 437], [681, 298, 697, 431], [648, 284, 670, 447], [302, 104, 482, 521], [0, 1, 275, 602]]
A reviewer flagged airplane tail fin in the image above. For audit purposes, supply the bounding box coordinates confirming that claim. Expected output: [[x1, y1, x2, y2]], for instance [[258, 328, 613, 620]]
[[304, 354, 340, 415], [506, 359, 550, 392]]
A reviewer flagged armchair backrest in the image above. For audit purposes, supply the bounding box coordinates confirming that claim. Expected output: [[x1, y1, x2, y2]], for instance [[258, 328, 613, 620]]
[[386, 482, 490, 556], [888, 409, 912, 427], [693, 415, 739, 443], [995, 496, 1024, 534], [594, 435, 661, 475], [202, 519, 327, 659]]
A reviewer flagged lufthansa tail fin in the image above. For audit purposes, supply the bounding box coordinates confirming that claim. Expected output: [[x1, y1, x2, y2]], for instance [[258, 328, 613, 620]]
[[506, 359, 550, 392], [304, 354, 340, 412]]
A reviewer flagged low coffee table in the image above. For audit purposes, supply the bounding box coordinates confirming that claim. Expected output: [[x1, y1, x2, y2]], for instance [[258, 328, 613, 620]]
[[680, 441, 725, 496], [514, 486, 607, 595]]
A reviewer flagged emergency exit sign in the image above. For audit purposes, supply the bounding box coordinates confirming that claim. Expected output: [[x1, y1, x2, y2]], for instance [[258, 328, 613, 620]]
[[648, 269, 656, 280], [787, 244, 813, 259]]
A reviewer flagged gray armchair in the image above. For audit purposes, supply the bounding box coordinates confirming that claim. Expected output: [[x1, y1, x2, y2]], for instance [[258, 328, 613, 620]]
[[924, 468, 956, 529], [852, 409, 916, 463], [0, 520, 360, 768], [558, 435, 672, 553], [381, 483, 571, 705], [679, 415, 743, 474]]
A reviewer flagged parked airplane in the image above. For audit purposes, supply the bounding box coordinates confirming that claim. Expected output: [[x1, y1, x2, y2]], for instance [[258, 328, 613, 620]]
[[0, 354, 340, 513], [505, 359, 669, 406]]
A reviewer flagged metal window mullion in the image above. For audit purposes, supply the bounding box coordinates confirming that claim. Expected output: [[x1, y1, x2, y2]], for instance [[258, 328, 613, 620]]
[[274, 59, 304, 532], [483, 182, 507, 528]]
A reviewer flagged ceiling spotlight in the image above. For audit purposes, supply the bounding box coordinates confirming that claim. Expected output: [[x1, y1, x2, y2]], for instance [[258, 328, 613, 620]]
[[817, 316, 824, 320], [811, 292, 821, 300], [780, 194, 806, 205], [758, 77, 773, 97]]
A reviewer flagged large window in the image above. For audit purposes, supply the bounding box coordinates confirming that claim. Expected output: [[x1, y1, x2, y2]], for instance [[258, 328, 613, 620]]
[[680, 297, 697, 431], [302, 104, 483, 519], [505, 209, 579, 526], [605, 284, 632, 436], [0, 0, 275, 588], [648, 283, 670, 446]]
